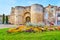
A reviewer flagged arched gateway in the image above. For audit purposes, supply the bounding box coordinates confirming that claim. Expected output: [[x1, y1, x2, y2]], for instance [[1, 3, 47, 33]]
[[25, 16, 31, 23], [24, 12, 31, 23]]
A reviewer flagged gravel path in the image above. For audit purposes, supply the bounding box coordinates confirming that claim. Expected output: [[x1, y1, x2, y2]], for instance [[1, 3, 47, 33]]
[[0, 24, 18, 29]]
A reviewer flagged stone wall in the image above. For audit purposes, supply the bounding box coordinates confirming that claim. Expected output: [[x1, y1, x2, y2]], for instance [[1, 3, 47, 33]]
[[9, 4, 59, 25], [31, 4, 44, 23]]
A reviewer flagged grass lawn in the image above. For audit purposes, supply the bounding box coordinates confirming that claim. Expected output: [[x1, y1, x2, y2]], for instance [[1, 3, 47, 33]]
[[0, 28, 60, 40]]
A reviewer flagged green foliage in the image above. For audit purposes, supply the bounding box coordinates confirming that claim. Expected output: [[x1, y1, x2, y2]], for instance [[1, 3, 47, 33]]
[[37, 22, 45, 27], [26, 22, 33, 27], [2, 14, 5, 24], [26, 22, 45, 27], [6, 16, 8, 24]]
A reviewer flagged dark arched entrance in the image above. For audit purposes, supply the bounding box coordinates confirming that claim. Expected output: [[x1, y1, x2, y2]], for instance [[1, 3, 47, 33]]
[[25, 16, 31, 23]]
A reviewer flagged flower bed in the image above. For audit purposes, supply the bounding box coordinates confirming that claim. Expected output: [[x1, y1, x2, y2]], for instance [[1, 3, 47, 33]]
[[8, 22, 60, 33]]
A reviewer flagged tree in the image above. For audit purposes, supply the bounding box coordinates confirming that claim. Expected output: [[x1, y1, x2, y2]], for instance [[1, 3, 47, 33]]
[[6, 16, 8, 24], [2, 14, 5, 24]]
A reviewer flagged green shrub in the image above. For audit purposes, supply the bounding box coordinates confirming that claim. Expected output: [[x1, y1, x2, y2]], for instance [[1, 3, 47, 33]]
[[37, 22, 45, 27], [26, 22, 45, 27], [26, 22, 33, 27]]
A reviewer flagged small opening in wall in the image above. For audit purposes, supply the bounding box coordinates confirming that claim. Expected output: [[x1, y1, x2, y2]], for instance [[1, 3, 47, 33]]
[[25, 16, 31, 23]]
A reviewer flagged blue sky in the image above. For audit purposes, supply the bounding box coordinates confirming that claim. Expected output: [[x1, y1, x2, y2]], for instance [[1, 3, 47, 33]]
[[0, 0, 60, 15]]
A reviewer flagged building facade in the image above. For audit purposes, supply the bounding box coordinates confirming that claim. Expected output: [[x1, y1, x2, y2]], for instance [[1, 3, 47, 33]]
[[0, 15, 3, 24], [8, 4, 60, 25]]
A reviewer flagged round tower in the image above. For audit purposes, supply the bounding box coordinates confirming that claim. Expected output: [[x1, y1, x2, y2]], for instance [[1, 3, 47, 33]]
[[31, 4, 44, 23], [14, 6, 25, 25]]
